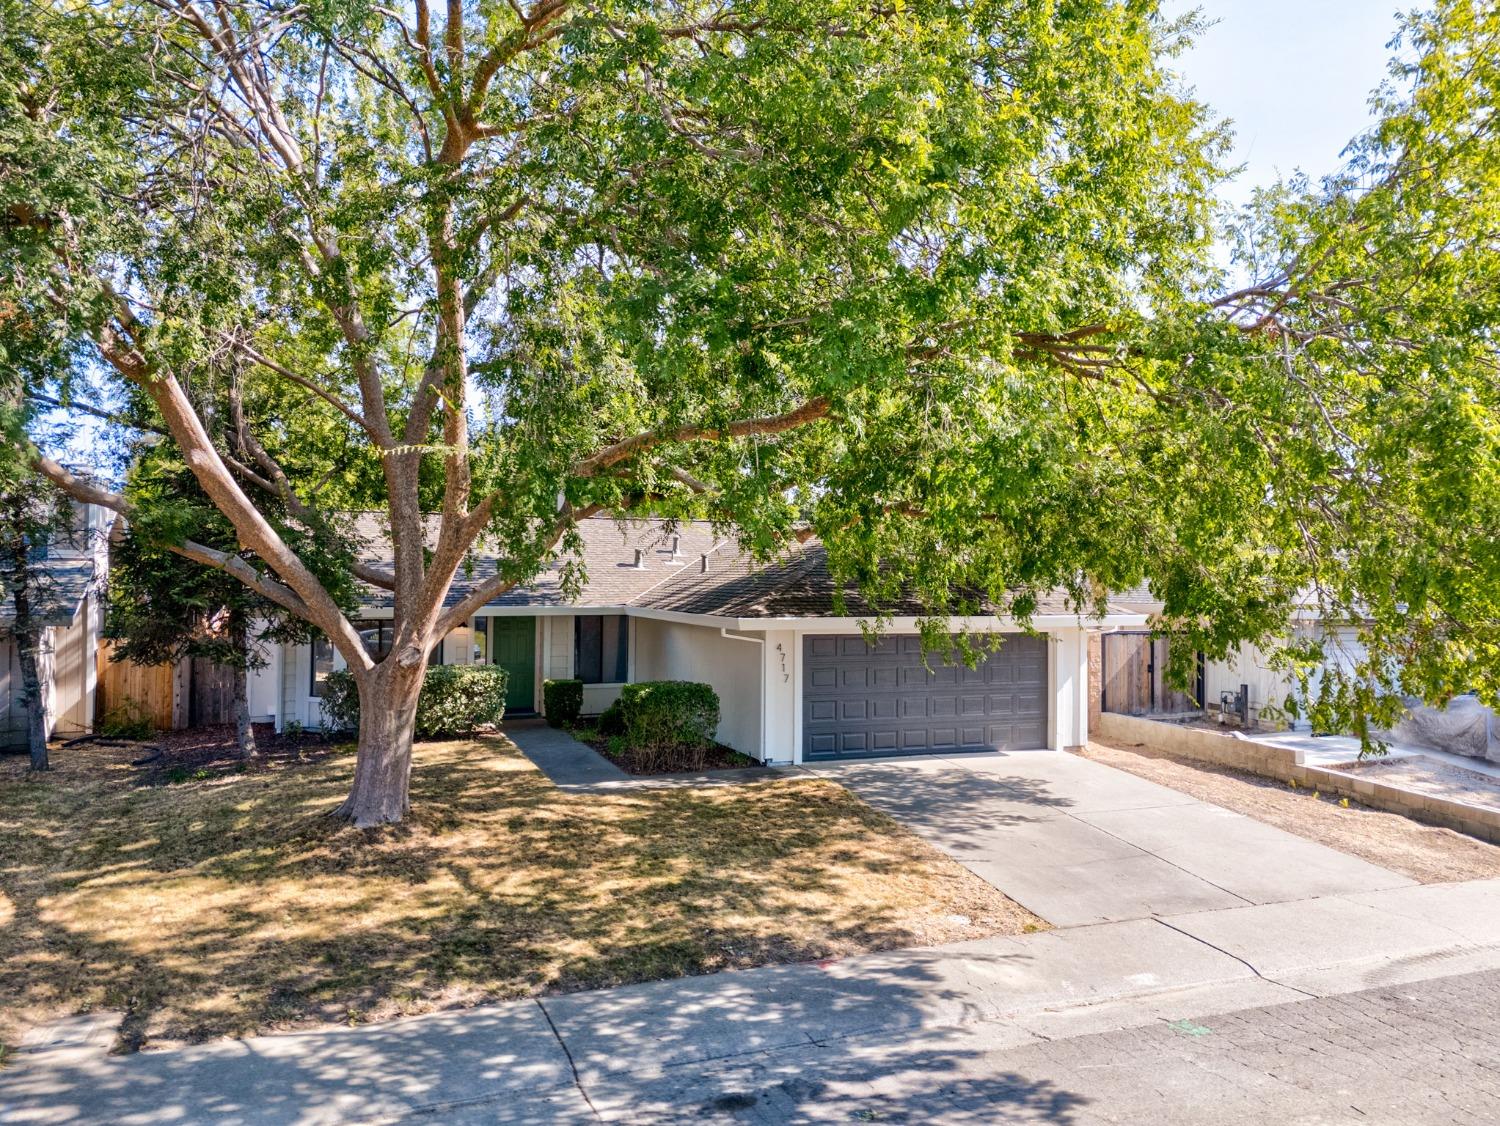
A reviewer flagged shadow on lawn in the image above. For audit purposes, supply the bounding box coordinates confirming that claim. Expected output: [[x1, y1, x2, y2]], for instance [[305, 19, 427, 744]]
[[0, 735, 1028, 1057]]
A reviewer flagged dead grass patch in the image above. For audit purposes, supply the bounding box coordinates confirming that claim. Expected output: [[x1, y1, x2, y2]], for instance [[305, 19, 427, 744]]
[[0, 736, 1038, 1052], [1081, 738, 1500, 884]]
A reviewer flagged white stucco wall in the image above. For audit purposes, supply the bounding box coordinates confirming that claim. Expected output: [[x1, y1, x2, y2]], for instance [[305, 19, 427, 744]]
[[1204, 641, 1296, 729], [1049, 628, 1089, 751], [632, 617, 763, 757], [1205, 625, 1369, 732]]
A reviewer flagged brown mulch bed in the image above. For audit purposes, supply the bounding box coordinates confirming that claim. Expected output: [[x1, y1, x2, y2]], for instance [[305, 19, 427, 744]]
[[573, 729, 766, 776], [0, 734, 1040, 1055], [1080, 738, 1500, 885], [61, 724, 348, 787]]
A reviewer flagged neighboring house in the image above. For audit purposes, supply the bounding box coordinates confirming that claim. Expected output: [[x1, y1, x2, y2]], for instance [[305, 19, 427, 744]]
[[251, 516, 1155, 764], [0, 502, 111, 749], [1101, 612, 1372, 733]]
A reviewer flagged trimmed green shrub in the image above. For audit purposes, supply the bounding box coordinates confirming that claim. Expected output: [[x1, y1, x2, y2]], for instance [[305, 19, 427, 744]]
[[320, 669, 361, 733], [543, 678, 583, 727], [597, 699, 625, 736], [617, 681, 720, 752], [320, 665, 509, 738], [418, 666, 509, 736]]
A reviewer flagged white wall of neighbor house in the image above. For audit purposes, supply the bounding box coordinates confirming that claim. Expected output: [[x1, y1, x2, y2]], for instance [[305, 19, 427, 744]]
[[631, 617, 763, 757], [245, 626, 281, 724], [1203, 640, 1293, 729], [0, 595, 103, 747], [1203, 624, 1367, 732]]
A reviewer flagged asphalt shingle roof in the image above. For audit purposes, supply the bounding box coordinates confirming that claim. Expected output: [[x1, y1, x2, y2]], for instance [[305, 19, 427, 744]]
[[634, 540, 1161, 620], [349, 513, 1159, 622], [352, 514, 723, 610], [0, 555, 99, 630]]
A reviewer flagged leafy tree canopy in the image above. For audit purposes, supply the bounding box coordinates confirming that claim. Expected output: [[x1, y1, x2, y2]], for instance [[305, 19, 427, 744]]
[[0, 0, 1495, 818]]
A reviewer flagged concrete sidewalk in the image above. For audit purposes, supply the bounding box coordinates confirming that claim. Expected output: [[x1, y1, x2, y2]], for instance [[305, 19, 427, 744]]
[[811, 749, 1414, 925], [5, 879, 1500, 1125]]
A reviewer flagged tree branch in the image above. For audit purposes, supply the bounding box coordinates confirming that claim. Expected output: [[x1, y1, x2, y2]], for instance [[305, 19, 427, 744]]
[[31, 454, 315, 619], [571, 397, 831, 478]]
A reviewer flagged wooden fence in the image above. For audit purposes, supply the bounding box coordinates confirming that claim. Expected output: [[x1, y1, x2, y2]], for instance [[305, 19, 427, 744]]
[[95, 641, 237, 731], [1099, 632, 1203, 718]]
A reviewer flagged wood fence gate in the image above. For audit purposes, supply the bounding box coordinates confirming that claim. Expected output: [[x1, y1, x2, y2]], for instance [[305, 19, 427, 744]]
[[188, 657, 236, 726], [1100, 633, 1204, 718]]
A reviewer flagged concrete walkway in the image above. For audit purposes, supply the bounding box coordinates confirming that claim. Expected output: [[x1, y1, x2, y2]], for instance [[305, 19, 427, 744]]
[[504, 719, 797, 791], [502, 717, 631, 786], [807, 749, 1414, 926]]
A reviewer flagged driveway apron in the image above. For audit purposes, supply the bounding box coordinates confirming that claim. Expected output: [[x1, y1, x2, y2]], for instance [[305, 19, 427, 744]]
[[812, 750, 1413, 927]]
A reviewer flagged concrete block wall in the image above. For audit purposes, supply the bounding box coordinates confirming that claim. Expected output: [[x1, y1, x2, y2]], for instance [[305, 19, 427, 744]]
[[1095, 712, 1500, 846]]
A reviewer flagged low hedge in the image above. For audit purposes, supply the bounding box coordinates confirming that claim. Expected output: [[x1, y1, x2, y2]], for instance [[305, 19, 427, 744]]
[[543, 678, 583, 727], [321, 665, 509, 738], [617, 680, 720, 752]]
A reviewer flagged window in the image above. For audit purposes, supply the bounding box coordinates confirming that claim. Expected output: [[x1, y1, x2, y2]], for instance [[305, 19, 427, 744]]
[[310, 635, 334, 697], [471, 618, 488, 664], [575, 614, 628, 684], [355, 619, 394, 660]]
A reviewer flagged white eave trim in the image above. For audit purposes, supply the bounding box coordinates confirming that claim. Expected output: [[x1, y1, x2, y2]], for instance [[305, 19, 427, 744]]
[[352, 602, 1152, 632]]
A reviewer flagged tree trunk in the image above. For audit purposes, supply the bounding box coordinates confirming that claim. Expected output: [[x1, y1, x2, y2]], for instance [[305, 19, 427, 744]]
[[231, 619, 257, 760], [9, 544, 49, 771], [333, 662, 423, 826], [16, 626, 48, 772]]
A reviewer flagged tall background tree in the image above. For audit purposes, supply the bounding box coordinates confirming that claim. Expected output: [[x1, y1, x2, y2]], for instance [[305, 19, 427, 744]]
[[1, 0, 1495, 822], [107, 444, 361, 759], [0, 447, 89, 772]]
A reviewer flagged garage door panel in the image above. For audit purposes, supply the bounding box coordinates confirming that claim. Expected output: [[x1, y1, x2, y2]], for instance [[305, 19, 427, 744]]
[[803, 633, 1049, 761]]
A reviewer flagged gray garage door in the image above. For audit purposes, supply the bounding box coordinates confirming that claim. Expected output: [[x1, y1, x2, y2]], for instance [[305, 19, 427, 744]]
[[802, 634, 1048, 761]]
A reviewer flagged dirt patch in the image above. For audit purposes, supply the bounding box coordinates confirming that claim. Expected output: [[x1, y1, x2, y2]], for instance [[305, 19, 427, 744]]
[[0, 734, 1039, 1053], [1333, 756, 1500, 811], [1079, 738, 1500, 885]]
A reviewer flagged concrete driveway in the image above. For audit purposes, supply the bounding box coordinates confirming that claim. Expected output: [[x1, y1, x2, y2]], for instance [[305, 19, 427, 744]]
[[807, 749, 1414, 926]]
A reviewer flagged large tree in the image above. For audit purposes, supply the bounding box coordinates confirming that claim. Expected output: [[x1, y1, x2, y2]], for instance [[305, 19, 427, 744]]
[[1, 0, 1496, 823]]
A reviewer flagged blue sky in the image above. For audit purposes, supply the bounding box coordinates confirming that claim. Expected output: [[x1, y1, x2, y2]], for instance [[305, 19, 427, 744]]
[[1166, 1, 1406, 208]]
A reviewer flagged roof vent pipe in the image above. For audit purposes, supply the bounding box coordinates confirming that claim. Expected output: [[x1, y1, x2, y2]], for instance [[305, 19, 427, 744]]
[[669, 534, 682, 557], [632, 548, 646, 569], [700, 553, 710, 573]]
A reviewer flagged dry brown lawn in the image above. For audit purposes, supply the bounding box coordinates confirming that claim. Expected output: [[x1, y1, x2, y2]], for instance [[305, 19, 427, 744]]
[[0, 735, 1038, 1054], [1081, 738, 1500, 885]]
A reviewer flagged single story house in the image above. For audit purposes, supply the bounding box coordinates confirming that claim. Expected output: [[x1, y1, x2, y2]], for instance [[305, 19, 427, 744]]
[[252, 517, 1153, 765], [0, 502, 111, 749]]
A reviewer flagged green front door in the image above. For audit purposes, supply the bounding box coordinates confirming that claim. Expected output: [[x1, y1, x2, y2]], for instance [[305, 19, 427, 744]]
[[490, 616, 536, 713]]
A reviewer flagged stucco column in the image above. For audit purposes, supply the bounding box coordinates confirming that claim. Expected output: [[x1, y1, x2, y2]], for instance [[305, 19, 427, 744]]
[[1051, 628, 1090, 751], [761, 630, 797, 764]]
